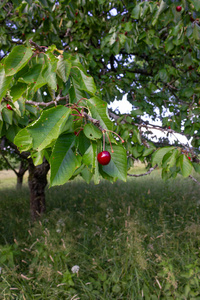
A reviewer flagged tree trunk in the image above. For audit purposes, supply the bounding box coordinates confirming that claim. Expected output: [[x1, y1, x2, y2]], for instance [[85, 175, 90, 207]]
[[16, 161, 28, 189], [16, 174, 23, 189], [28, 159, 50, 221]]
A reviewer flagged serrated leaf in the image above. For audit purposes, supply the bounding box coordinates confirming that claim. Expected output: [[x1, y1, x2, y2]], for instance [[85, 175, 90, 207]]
[[179, 154, 193, 177], [50, 134, 81, 186], [131, 4, 141, 19], [81, 167, 93, 184], [42, 57, 57, 90], [143, 147, 155, 157], [71, 66, 96, 95], [0, 67, 12, 101], [14, 128, 33, 152], [83, 123, 102, 140], [10, 82, 27, 102], [27, 106, 71, 151], [193, 23, 200, 41], [87, 97, 113, 131], [190, 0, 200, 11], [152, 147, 174, 166], [31, 150, 45, 166], [82, 143, 97, 167], [2, 108, 13, 125], [56, 56, 71, 83], [102, 144, 127, 182], [4, 46, 33, 76], [162, 149, 179, 169]]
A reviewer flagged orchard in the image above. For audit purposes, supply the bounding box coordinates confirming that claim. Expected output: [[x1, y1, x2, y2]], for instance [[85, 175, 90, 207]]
[[0, 0, 200, 220]]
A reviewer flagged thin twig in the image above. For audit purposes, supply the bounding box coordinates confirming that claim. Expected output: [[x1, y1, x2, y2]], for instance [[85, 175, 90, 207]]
[[189, 175, 200, 186], [26, 95, 69, 107], [127, 164, 158, 177]]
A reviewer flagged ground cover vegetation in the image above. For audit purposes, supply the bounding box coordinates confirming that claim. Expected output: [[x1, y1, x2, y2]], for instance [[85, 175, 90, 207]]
[[0, 169, 200, 299], [0, 0, 200, 220]]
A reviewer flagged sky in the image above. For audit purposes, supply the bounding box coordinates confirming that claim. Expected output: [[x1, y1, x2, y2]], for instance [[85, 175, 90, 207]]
[[109, 96, 191, 147]]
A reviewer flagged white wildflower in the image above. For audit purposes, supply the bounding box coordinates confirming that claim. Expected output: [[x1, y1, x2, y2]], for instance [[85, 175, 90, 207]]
[[71, 265, 80, 274]]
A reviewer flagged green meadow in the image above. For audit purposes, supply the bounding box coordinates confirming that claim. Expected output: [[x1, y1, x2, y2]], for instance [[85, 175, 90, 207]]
[[0, 166, 200, 299]]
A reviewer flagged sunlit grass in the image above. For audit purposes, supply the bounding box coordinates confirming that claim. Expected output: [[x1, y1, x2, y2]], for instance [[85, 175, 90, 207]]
[[0, 165, 200, 299]]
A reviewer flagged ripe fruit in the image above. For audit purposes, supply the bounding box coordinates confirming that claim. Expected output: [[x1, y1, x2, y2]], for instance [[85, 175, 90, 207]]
[[188, 156, 191, 160], [124, 31, 128, 36], [75, 20, 78, 23], [188, 66, 193, 70], [97, 151, 111, 165], [168, 126, 171, 129], [176, 6, 182, 12], [189, 48, 192, 52], [6, 104, 12, 110], [75, 11, 78, 16]]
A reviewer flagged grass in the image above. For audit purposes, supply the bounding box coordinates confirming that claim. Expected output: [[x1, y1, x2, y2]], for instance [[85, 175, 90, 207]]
[[0, 166, 200, 299]]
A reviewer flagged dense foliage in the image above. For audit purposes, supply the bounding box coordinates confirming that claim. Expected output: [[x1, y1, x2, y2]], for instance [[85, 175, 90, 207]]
[[0, 0, 200, 187]]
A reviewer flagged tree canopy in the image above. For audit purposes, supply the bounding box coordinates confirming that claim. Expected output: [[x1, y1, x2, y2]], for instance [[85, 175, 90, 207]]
[[0, 0, 200, 190]]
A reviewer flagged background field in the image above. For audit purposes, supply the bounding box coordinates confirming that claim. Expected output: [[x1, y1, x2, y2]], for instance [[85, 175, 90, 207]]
[[0, 165, 200, 299]]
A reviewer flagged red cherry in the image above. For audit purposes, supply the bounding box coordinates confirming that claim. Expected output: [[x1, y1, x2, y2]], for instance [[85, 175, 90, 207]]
[[188, 156, 191, 160], [6, 104, 12, 110], [188, 66, 193, 70], [42, 17, 45, 21], [176, 6, 182, 12], [74, 131, 79, 136], [189, 48, 192, 52], [75, 20, 78, 23], [168, 126, 171, 129], [97, 151, 111, 165], [124, 31, 128, 36], [75, 11, 78, 16], [181, 45, 184, 50]]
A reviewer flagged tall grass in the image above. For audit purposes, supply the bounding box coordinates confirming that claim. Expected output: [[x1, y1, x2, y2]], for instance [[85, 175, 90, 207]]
[[0, 167, 200, 299]]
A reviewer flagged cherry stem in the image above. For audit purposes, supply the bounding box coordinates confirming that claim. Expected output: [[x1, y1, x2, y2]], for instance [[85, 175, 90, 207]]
[[103, 131, 105, 151], [106, 130, 124, 143], [106, 132, 114, 153]]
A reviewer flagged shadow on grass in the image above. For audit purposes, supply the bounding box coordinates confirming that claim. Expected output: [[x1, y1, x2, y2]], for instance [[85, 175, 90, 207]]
[[0, 172, 199, 246]]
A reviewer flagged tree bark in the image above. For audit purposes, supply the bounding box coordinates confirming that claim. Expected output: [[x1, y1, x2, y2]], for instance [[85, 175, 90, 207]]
[[16, 160, 28, 189], [28, 159, 50, 222]]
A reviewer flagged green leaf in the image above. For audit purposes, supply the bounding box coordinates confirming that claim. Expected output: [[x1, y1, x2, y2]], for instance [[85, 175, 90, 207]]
[[131, 4, 141, 19], [102, 144, 127, 182], [81, 167, 93, 184], [83, 123, 102, 140], [162, 149, 179, 169], [56, 56, 71, 83], [87, 97, 113, 131], [10, 82, 27, 102], [71, 66, 96, 95], [143, 147, 155, 157], [31, 150, 45, 166], [0, 67, 12, 101], [4, 46, 33, 76], [14, 128, 33, 152], [179, 154, 193, 177], [190, 0, 200, 11], [152, 147, 174, 166], [193, 23, 200, 41], [158, 69, 168, 82], [50, 134, 81, 186], [82, 143, 97, 167], [2, 108, 13, 125], [152, 0, 168, 26], [27, 106, 71, 151]]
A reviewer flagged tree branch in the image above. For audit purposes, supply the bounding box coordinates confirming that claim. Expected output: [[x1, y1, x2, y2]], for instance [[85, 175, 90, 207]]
[[127, 164, 158, 177], [26, 95, 69, 107], [189, 175, 200, 186]]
